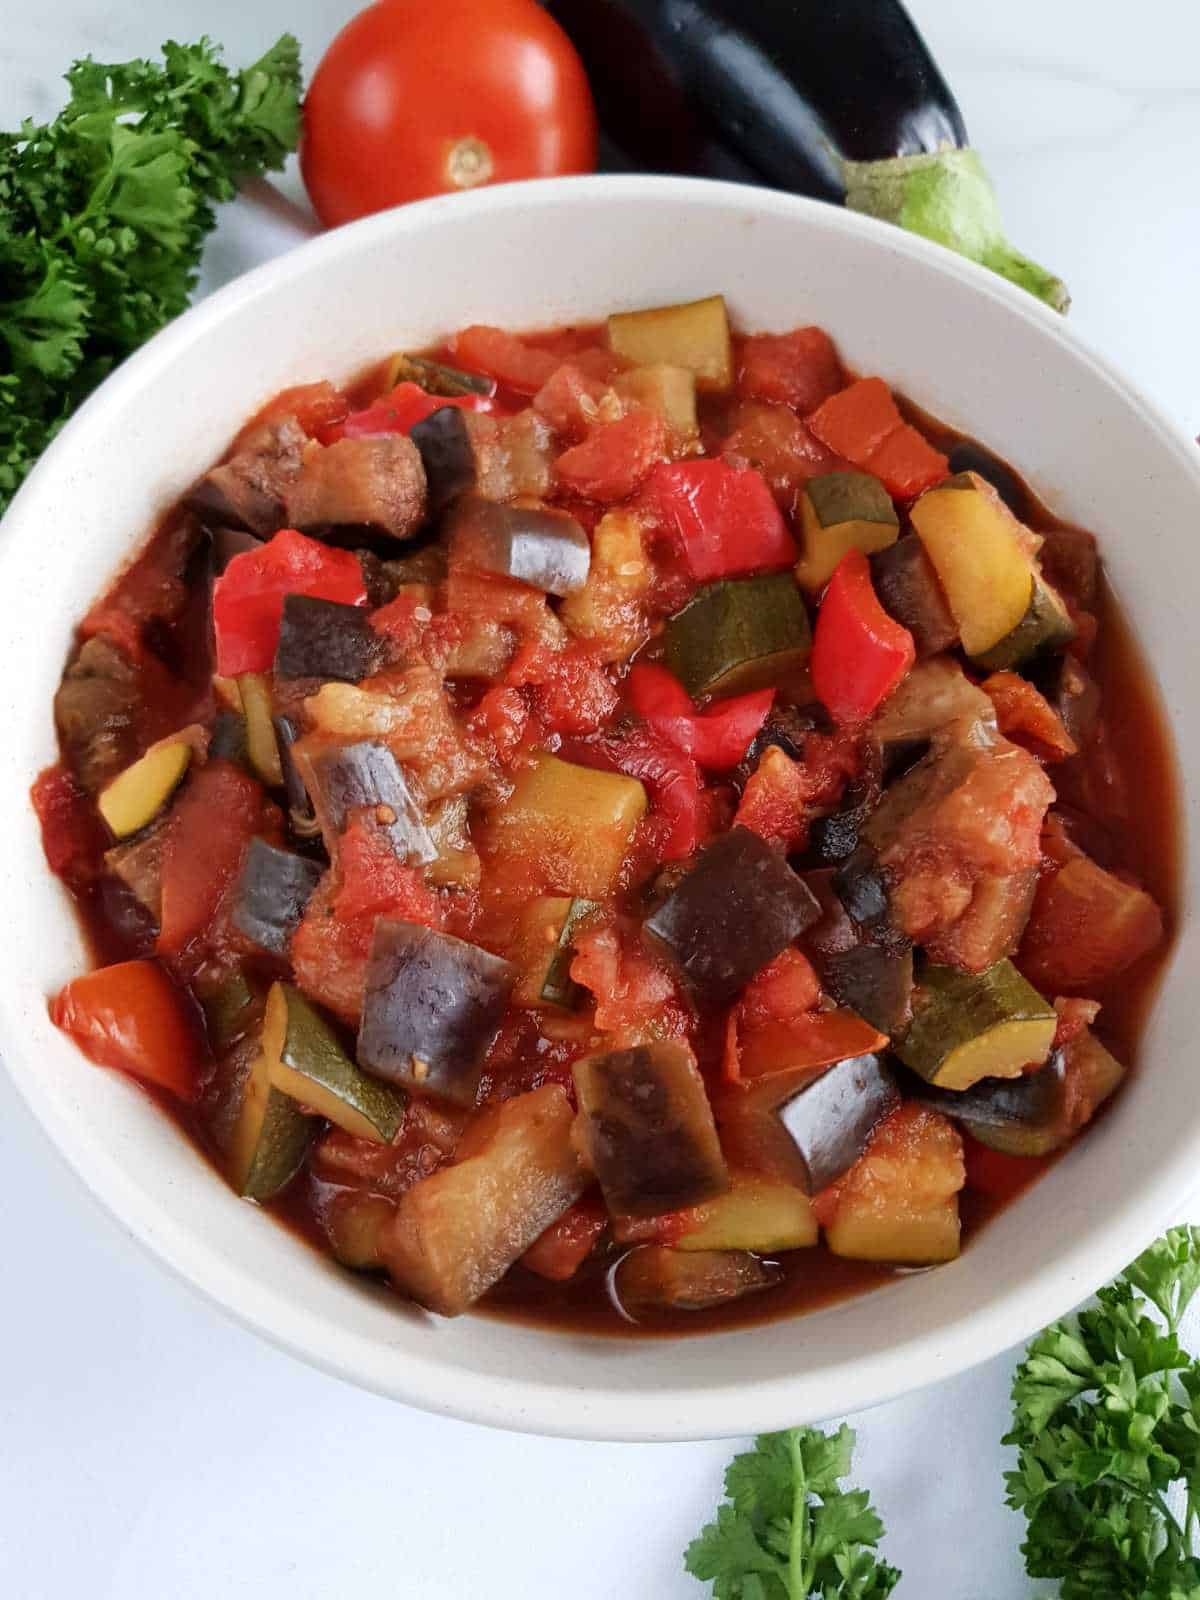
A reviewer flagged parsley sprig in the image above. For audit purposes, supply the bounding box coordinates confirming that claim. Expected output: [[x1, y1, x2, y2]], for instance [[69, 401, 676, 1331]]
[[685, 1424, 900, 1599], [1006, 1225, 1200, 1598], [0, 35, 302, 514]]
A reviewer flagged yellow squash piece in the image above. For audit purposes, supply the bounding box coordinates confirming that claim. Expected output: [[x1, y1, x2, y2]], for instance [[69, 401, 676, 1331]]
[[607, 296, 733, 392], [909, 470, 1035, 656], [490, 753, 646, 898], [98, 736, 193, 838], [795, 471, 899, 593], [263, 981, 405, 1143]]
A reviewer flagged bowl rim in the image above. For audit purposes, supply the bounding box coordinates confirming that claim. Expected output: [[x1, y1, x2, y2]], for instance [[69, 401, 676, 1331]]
[[2, 172, 1198, 1441]]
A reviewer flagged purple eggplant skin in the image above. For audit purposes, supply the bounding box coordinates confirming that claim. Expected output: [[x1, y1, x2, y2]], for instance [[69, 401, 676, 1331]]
[[894, 1055, 1065, 1131], [274, 595, 384, 684], [778, 1054, 900, 1194], [869, 537, 959, 659], [645, 826, 820, 1006], [573, 1042, 728, 1217], [357, 919, 516, 1106], [820, 944, 913, 1037], [409, 407, 477, 513], [208, 525, 264, 575], [209, 709, 250, 770], [447, 498, 591, 596], [832, 843, 890, 931], [303, 741, 436, 865], [231, 838, 324, 956]]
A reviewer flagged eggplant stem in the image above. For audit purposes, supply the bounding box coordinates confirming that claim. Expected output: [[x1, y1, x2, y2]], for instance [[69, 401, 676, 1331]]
[[841, 147, 1069, 314]]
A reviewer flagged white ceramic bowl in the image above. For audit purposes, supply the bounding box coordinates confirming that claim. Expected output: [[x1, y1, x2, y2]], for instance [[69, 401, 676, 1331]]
[[1, 176, 1196, 1442]]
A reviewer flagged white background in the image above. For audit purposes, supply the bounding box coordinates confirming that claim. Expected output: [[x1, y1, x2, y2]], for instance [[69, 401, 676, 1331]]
[[3, 4, 1199, 1596]]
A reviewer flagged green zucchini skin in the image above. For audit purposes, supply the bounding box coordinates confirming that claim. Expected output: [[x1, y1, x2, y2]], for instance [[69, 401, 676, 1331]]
[[896, 959, 1056, 1089], [272, 983, 406, 1143], [971, 572, 1075, 671], [540, 898, 599, 1009], [242, 1087, 314, 1201], [664, 574, 812, 699]]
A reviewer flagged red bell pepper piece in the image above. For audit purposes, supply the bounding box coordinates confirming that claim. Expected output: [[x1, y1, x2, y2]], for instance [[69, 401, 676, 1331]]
[[336, 381, 492, 441], [52, 959, 203, 1101], [642, 459, 796, 579], [811, 550, 915, 725], [627, 662, 773, 770], [563, 726, 704, 860], [806, 377, 948, 500], [213, 528, 368, 676]]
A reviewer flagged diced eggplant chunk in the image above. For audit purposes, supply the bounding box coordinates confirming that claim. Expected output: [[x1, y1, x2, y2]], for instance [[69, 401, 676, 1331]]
[[820, 945, 913, 1035], [923, 868, 1037, 973], [945, 439, 1028, 517], [1039, 524, 1099, 612], [778, 1054, 901, 1193], [644, 826, 820, 1005], [614, 1170, 817, 1252], [209, 709, 250, 768], [382, 1084, 583, 1315], [296, 739, 435, 864], [209, 525, 264, 574], [897, 959, 1056, 1089], [612, 1247, 776, 1317], [824, 1104, 964, 1265], [573, 1041, 728, 1218], [357, 919, 515, 1106], [55, 636, 143, 794], [971, 1028, 1125, 1155], [104, 824, 166, 922], [271, 715, 320, 838], [799, 868, 860, 959], [831, 844, 891, 930], [869, 536, 959, 657], [803, 770, 881, 867], [274, 595, 383, 683], [869, 657, 995, 756], [284, 434, 428, 545], [263, 982, 405, 1142], [231, 838, 323, 956], [1032, 653, 1101, 748], [446, 497, 591, 596], [409, 407, 476, 512], [186, 417, 305, 534]]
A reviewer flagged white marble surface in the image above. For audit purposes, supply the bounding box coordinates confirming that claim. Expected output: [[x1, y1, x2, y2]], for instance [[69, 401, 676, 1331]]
[[2, 3, 1198, 1595]]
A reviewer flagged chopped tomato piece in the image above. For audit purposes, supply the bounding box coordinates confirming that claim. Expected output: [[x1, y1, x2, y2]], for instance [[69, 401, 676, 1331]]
[[641, 459, 796, 578], [465, 685, 530, 764], [982, 671, 1077, 762], [807, 377, 948, 500], [31, 764, 108, 890], [533, 362, 612, 440], [721, 401, 845, 507], [506, 642, 620, 736], [627, 662, 773, 770], [237, 380, 349, 447], [554, 409, 668, 503], [157, 762, 265, 956], [449, 325, 560, 395], [212, 529, 368, 676], [521, 1195, 608, 1280], [739, 949, 823, 1029], [332, 815, 442, 924], [336, 382, 491, 441], [736, 327, 844, 412], [734, 731, 860, 852], [811, 550, 916, 725], [52, 959, 202, 1100], [1052, 996, 1102, 1048], [569, 920, 691, 1045]]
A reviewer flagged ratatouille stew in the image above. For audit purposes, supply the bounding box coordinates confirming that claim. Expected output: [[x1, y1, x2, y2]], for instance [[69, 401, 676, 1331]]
[[35, 295, 1174, 1331]]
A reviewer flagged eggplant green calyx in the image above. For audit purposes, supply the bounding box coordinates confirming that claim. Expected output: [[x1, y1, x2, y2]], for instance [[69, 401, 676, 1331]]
[[842, 147, 1070, 314]]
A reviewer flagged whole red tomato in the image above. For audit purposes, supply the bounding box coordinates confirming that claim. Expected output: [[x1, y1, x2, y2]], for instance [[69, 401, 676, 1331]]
[[302, 0, 598, 227]]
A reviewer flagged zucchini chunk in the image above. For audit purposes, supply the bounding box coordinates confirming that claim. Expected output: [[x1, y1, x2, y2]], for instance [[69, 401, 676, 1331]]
[[446, 496, 591, 595], [664, 573, 812, 698], [869, 535, 959, 657], [614, 363, 699, 441], [231, 838, 323, 956], [357, 919, 516, 1107], [274, 595, 383, 683], [896, 959, 1056, 1090], [573, 1041, 729, 1218], [262, 982, 405, 1142], [97, 734, 193, 839], [489, 753, 646, 898], [644, 826, 821, 1005], [513, 896, 599, 1009], [614, 1170, 817, 1252], [909, 470, 1035, 656], [323, 1191, 397, 1271], [237, 671, 284, 786], [795, 471, 899, 593], [606, 295, 733, 392], [228, 1036, 314, 1201], [199, 970, 259, 1054], [382, 1084, 583, 1316], [972, 571, 1075, 672], [824, 1104, 964, 1265], [294, 738, 436, 864], [386, 351, 495, 398], [613, 1246, 777, 1316]]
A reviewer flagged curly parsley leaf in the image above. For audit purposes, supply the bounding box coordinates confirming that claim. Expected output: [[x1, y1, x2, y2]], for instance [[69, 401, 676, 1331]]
[[1006, 1225, 1200, 1599], [0, 34, 301, 513], [685, 1426, 900, 1600]]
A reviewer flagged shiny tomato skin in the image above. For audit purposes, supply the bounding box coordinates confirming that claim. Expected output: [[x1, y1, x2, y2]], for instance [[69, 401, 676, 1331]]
[[52, 960, 203, 1100], [301, 0, 597, 227]]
